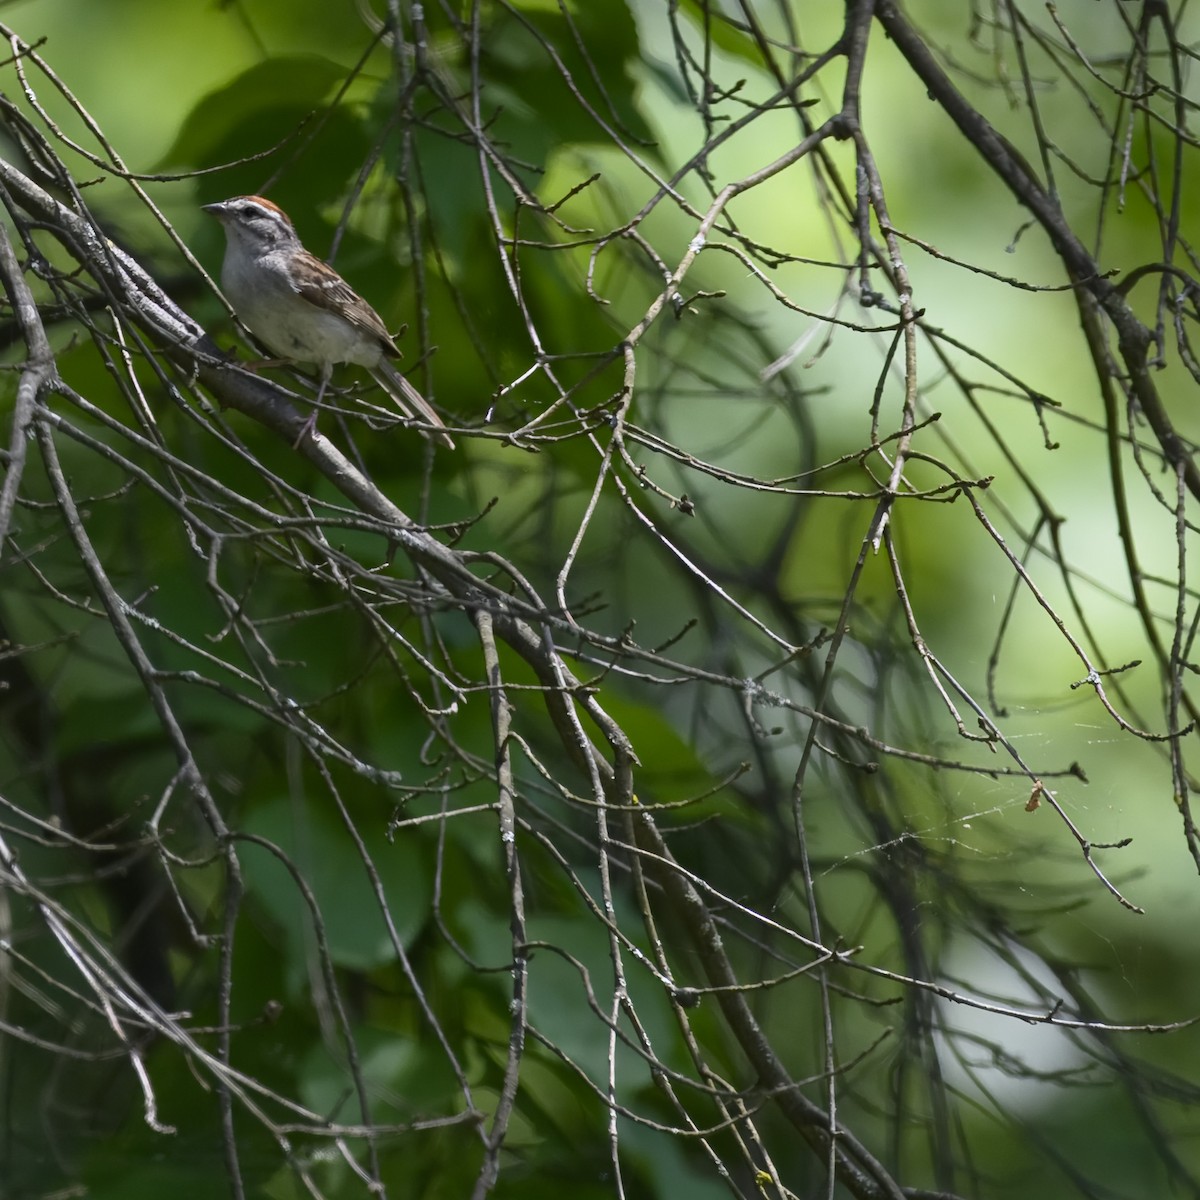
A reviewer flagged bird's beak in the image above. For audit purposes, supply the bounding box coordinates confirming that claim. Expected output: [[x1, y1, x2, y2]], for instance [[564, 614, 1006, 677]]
[[201, 202, 227, 218]]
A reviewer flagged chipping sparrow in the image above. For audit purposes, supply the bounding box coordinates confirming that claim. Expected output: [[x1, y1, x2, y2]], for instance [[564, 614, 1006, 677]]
[[203, 195, 454, 448]]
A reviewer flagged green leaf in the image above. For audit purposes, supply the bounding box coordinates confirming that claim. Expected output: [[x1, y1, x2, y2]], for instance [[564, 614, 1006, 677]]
[[158, 57, 348, 169], [671, 0, 766, 66], [242, 794, 430, 976], [479, 0, 658, 159]]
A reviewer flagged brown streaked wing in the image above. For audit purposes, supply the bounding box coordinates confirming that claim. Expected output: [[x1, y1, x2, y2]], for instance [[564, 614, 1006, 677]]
[[290, 258, 401, 359]]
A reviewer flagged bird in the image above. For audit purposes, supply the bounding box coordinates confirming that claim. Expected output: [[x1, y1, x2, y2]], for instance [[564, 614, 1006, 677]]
[[203, 195, 454, 448]]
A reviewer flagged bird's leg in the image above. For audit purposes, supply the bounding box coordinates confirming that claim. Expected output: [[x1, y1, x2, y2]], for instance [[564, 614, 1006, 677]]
[[293, 362, 332, 448], [237, 355, 291, 371]]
